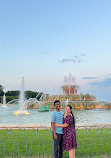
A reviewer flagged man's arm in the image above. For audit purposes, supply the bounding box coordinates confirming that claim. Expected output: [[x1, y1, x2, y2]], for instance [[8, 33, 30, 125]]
[[51, 122, 58, 139]]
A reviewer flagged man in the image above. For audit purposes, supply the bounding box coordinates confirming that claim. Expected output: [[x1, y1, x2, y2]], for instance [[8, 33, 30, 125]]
[[51, 100, 63, 158]]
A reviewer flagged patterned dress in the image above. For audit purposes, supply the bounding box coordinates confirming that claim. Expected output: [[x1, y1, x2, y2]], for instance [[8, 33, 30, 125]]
[[62, 114, 77, 151]]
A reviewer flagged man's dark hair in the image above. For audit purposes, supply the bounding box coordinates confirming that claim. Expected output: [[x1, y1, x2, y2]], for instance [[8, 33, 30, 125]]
[[54, 100, 60, 106]]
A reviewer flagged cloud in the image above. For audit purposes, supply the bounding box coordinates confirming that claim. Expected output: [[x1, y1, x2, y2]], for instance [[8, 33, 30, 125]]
[[58, 54, 85, 63], [58, 58, 76, 63], [90, 78, 111, 87], [80, 75, 111, 100], [73, 55, 79, 58], [81, 75, 111, 88], [82, 77, 97, 79]]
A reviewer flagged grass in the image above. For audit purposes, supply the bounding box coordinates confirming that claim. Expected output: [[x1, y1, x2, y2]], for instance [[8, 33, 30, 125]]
[[0, 128, 111, 157]]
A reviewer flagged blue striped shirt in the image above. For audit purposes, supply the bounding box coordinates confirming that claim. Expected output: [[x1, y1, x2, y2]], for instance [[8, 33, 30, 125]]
[[51, 110, 63, 134]]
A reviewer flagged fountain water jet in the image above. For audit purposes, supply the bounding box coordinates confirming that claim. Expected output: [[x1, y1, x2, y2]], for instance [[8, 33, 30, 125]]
[[66, 99, 69, 106], [14, 77, 30, 115], [2, 94, 7, 108]]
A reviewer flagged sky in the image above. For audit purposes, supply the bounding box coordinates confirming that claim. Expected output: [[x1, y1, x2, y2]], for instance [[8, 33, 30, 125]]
[[0, 0, 111, 100]]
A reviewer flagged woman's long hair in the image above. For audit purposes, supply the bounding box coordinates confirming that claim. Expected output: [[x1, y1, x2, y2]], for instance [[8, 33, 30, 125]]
[[67, 105, 75, 128]]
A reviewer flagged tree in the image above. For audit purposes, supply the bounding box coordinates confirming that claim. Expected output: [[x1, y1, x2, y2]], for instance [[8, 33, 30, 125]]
[[25, 90, 38, 99], [0, 84, 4, 96], [5, 90, 20, 96]]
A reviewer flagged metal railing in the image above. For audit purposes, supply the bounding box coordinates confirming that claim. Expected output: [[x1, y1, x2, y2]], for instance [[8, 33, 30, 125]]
[[0, 125, 111, 158]]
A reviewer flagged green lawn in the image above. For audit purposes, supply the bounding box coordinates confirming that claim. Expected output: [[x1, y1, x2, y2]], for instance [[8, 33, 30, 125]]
[[0, 128, 111, 157]]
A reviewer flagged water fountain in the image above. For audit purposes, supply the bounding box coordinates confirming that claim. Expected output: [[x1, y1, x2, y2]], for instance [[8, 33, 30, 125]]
[[66, 99, 69, 105], [0, 74, 111, 125], [1, 94, 7, 108], [37, 94, 49, 112], [14, 77, 30, 115]]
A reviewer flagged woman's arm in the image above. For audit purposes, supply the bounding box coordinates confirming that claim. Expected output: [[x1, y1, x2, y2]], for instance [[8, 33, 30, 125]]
[[55, 123, 69, 128]]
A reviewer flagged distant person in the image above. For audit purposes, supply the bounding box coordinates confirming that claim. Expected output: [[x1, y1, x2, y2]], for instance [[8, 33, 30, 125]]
[[55, 105, 77, 158], [51, 100, 63, 158]]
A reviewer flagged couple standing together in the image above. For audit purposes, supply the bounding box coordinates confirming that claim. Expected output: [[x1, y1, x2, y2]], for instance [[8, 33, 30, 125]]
[[51, 100, 77, 158]]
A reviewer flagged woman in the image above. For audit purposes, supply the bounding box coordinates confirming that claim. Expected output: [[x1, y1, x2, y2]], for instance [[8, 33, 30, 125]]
[[55, 105, 77, 158]]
